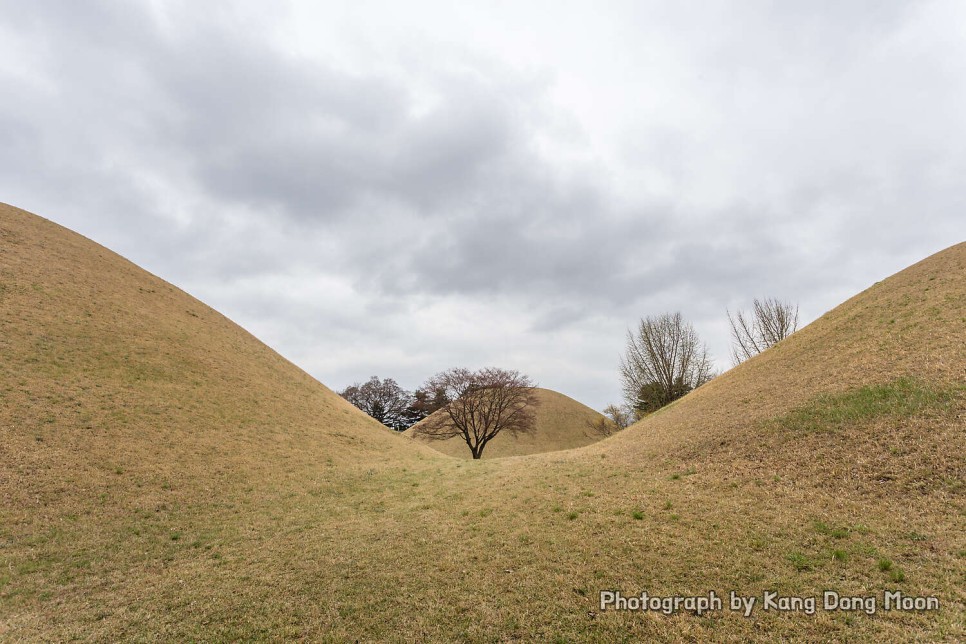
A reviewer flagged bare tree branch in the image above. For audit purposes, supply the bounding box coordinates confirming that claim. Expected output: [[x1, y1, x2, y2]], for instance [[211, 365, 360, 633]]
[[728, 297, 799, 365], [586, 404, 629, 437]]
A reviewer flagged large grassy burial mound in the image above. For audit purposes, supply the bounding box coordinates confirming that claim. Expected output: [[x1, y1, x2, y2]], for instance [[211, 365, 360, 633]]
[[596, 241, 965, 478], [1, 202, 962, 641], [0, 204, 432, 477], [0, 203, 432, 632], [403, 387, 613, 458]]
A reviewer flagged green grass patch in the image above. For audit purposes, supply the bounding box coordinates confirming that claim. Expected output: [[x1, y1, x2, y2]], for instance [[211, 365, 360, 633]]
[[814, 521, 850, 539], [765, 378, 957, 434], [787, 552, 813, 571]]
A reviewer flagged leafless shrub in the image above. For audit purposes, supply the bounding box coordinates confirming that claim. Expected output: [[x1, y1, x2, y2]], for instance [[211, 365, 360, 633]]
[[586, 404, 632, 437]]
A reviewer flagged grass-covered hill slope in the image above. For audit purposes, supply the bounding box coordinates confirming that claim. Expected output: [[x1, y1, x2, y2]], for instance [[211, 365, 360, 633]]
[[1, 203, 440, 634], [595, 241, 965, 480], [2, 201, 962, 642], [0, 204, 430, 477], [561, 241, 964, 639], [403, 387, 612, 458]]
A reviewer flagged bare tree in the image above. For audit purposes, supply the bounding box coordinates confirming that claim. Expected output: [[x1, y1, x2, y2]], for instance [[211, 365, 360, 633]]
[[603, 404, 631, 430], [619, 312, 715, 416], [413, 367, 539, 459], [586, 404, 630, 437], [727, 297, 799, 365], [587, 416, 616, 437], [340, 376, 413, 431]]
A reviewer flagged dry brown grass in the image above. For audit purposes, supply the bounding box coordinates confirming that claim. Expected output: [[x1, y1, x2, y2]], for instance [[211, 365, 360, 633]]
[[1, 202, 963, 641], [403, 387, 612, 458]]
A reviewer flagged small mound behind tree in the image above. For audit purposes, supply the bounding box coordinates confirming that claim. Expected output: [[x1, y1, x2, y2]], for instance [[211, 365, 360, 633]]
[[406, 387, 613, 458]]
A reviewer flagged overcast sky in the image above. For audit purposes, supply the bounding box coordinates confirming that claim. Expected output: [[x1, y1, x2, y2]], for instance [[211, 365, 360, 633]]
[[2, 1, 964, 410]]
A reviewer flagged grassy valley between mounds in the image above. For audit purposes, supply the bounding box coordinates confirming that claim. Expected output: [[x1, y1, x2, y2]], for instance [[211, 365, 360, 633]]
[[1, 203, 963, 641]]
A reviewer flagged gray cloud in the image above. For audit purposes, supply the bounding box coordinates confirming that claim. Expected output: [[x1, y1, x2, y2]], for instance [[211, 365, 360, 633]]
[[1, 0, 963, 409]]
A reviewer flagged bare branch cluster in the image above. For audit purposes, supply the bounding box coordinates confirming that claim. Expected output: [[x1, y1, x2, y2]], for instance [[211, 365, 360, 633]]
[[728, 297, 799, 365], [603, 404, 631, 430], [619, 312, 715, 415], [586, 404, 632, 436]]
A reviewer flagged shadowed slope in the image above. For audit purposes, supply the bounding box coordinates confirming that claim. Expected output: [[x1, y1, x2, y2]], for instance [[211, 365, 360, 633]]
[[403, 388, 613, 458]]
